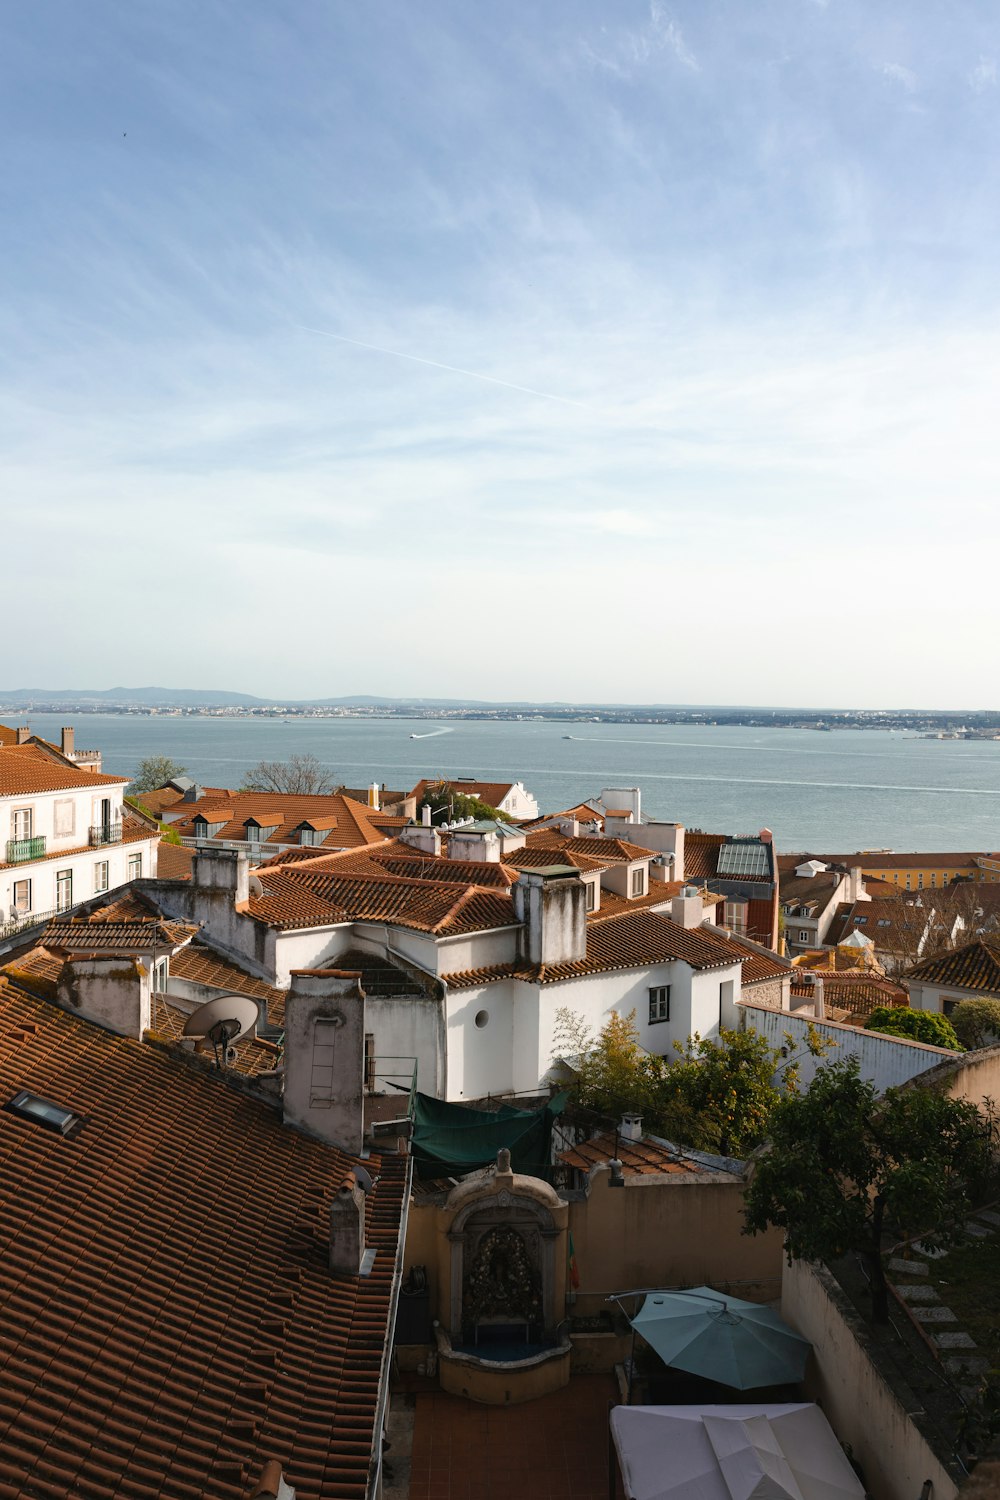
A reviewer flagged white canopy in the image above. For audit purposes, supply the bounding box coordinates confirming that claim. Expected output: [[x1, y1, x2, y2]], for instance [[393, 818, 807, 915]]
[[610, 1404, 864, 1500]]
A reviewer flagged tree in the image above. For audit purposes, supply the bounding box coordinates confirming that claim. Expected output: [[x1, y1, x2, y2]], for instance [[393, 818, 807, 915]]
[[865, 1006, 962, 1051], [743, 1058, 995, 1322], [952, 998, 1000, 1051], [420, 781, 503, 822], [240, 754, 338, 795], [128, 756, 188, 794], [551, 1011, 812, 1158]]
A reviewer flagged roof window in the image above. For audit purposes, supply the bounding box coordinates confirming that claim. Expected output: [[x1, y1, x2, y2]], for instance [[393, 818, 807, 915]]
[[6, 1089, 81, 1137]]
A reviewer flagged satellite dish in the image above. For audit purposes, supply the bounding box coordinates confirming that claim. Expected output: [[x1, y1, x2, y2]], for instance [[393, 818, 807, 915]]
[[183, 994, 260, 1044], [354, 1165, 374, 1194], [248, 873, 264, 898]]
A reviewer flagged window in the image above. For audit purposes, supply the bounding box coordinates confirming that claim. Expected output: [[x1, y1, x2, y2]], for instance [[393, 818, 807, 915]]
[[724, 900, 747, 933], [245, 822, 261, 843], [300, 827, 317, 846], [128, 854, 142, 880], [798, 929, 809, 942], [56, 869, 73, 912], [585, 881, 596, 912], [878, 918, 891, 927], [6, 1089, 81, 1137], [631, 868, 645, 897], [53, 799, 75, 836], [917, 874, 924, 888], [930, 874, 937, 886], [648, 985, 670, 1023], [94, 860, 109, 893], [12, 808, 32, 841], [13, 879, 31, 913], [151, 959, 168, 993], [854, 915, 867, 925]]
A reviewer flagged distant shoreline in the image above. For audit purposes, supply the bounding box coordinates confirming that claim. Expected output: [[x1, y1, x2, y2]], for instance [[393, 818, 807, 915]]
[[7, 704, 1000, 738]]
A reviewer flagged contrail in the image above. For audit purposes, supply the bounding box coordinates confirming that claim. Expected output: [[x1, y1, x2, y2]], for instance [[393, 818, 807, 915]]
[[295, 324, 594, 412]]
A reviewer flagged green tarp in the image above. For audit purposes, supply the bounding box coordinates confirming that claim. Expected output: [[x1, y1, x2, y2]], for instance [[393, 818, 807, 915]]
[[411, 1090, 568, 1182]]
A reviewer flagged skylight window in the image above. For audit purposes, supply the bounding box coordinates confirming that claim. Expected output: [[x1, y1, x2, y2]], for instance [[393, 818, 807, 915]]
[[7, 1090, 81, 1137]]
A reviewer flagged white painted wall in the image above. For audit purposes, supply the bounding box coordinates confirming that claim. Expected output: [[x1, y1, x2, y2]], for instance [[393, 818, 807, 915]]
[[1, 833, 158, 922], [739, 1001, 957, 1092], [497, 783, 539, 819], [446, 983, 516, 1099], [908, 979, 997, 1015]]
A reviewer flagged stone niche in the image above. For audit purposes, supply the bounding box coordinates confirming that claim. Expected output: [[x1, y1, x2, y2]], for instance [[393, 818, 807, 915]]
[[432, 1150, 572, 1404]]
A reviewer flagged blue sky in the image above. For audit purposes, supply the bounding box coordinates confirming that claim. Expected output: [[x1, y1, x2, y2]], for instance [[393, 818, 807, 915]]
[[3, 2, 999, 706]]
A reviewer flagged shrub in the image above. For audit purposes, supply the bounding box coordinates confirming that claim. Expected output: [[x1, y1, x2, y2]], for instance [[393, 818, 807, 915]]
[[865, 1006, 962, 1051], [952, 998, 1000, 1051]]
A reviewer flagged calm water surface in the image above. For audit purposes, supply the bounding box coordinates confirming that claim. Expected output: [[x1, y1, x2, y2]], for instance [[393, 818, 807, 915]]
[[25, 714, 1000, 853]]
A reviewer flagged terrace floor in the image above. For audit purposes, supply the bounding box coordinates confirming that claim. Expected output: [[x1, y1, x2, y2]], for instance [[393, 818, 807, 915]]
[[406, 1375, 618, 1500]]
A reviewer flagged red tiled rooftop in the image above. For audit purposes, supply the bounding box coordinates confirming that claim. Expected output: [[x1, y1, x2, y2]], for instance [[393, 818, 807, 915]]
[[0, 741, 128, 794], [558, 1132, 697, 1177], [0, 981, 407, 1500]]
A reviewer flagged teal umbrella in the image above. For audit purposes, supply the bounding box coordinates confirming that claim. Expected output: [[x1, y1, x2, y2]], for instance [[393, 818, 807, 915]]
[[629, 1288, 811, 1390]]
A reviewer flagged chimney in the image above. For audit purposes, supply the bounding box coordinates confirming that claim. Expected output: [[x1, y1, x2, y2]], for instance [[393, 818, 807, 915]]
[[449, 827, 500, 863], [368, 782, 380, 811], [61, 726, 75, 757], [671, 888, 704, 929], [421, 803, 432, 827], [330, 1175, 367, 1276], [16, 725, 30, 744], [181, 783, 205, 802], [57, 955, 151, 1039], [192, 846, 250, 906], [282, 969, 365, 1153], [849, 866, 864, 902], [759, 827, 773, 844], [620, 1113, 642, 1142], [400, 823, 441, 856], [512, 869, 587, 967], [809, 973, 826, 1020]]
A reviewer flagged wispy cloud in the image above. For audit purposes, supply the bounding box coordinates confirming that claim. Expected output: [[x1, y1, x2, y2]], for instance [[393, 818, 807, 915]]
[[581, 2, 698, 79], [969, 56, 997, 92], [878, 61, 918, 92]]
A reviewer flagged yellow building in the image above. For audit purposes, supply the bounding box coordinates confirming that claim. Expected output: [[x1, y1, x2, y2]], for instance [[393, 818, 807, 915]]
[[821, 851, 999, 892]]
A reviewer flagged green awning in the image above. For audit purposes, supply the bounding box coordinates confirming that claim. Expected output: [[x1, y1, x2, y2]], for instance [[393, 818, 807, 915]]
[[411, 1091, 568, 1182]]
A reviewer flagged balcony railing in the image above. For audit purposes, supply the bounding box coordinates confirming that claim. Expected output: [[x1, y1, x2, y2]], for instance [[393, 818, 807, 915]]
[[89, 822, 122, 847], [5, 836, 46, 864], [0, 906, 58, 943]]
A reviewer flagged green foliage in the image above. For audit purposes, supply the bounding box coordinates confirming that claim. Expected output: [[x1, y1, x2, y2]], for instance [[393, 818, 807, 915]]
[[952, 998, 1000, 1051], [865, 1006, 962, 1051], [159, 822, 183, 846], [128, 755, 187, 795], [240, 754, 337, 794], [743, 1058, 995, 1321], [420, 782, 504, 822], [551, 1011, 801, 1158]]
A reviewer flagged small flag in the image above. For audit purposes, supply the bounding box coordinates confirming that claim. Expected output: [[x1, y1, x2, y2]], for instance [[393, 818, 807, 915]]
[[568, 1231, 580, 1291]]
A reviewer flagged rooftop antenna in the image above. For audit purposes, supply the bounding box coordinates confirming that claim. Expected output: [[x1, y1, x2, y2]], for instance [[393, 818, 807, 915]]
[[183, 994, 259, 1069]]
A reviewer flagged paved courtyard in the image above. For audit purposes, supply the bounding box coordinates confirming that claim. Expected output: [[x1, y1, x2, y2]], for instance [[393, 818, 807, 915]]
[[407, 1375, 618, 1500]]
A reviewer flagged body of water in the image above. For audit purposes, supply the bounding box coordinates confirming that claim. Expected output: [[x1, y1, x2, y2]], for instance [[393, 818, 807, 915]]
[[22, 713, 1000, 853]]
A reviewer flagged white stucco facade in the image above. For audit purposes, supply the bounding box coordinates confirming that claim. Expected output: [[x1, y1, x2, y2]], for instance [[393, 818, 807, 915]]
[[1, 774, 158, 930]]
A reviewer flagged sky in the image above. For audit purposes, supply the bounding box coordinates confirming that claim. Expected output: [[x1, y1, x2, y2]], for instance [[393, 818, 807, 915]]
[[3, 2, 1000, 708]]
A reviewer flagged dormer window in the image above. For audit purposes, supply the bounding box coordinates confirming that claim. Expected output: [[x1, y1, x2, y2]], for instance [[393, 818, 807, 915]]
[[301, 826, 318, 846], [245, 822, 262, 843], [631, 868, 645, 897]]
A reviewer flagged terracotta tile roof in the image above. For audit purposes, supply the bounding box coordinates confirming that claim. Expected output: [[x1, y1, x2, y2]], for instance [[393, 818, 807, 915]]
[[906, 936, 1000, 993], [711, 930, 791, 985], [250, 867, 517, 936], [507, 845, 608, 874], [824, 899, 928, 950], [558, 1131, 697, 1177], [682, 833, 726, 879], [779, 872, 844, 909], [0, 981, 407, 1500], [43, 916, 197, 953], [0, 722, 19, 747], [166, 791, 385, 851], [0, 741, 128, 795], [156, 840, 195, 880], [442, 909, 743, 988], [788, 974, 910, 1018], [586, 883, 684, 922], [538, 802, 606, 827], [523, 831, 656, 864], [167, 941, 287, 1013]]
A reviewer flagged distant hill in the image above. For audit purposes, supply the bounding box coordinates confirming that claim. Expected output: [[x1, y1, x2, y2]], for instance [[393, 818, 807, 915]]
[[0, 686, 268, 708]]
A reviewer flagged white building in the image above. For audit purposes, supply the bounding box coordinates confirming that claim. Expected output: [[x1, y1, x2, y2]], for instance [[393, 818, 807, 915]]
[[0, 740, 157, 937], [145, 842, 786, 1103]]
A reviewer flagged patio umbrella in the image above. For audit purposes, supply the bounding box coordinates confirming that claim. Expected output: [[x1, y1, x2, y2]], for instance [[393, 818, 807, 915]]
[[629, 1288, 811, 1390]]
